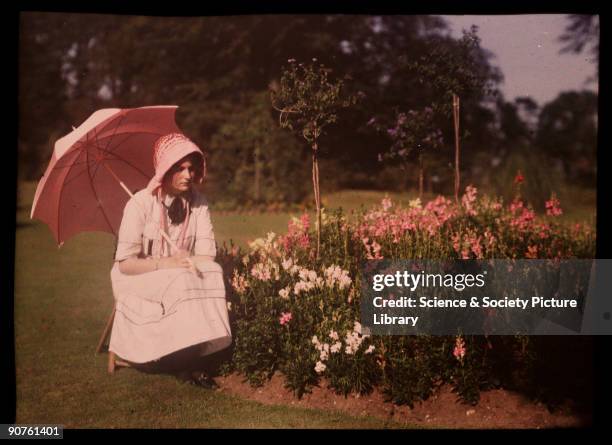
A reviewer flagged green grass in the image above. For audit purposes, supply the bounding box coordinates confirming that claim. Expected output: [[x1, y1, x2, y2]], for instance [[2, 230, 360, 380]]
[[13, 180, 595, 427]]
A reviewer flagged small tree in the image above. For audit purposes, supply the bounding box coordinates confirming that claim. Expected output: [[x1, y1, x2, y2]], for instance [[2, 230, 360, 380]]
[[408, 27, 495, 203], [369, 106, 444, 199], [270, 58, 361, 258]]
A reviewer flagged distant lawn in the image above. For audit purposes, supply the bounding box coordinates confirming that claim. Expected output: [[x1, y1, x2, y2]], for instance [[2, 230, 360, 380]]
[[213, 186, 596, 249]]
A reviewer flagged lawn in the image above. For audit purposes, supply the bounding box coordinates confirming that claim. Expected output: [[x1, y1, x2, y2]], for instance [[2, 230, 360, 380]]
[[13, 180, 596, 428]]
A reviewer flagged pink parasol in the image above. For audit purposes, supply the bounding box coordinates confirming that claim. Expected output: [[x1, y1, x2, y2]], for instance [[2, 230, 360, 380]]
[[31, 106, 181, 247]]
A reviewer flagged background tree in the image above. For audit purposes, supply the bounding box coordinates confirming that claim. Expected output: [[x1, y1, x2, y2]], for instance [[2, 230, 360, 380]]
[[370, 107, 444, 199], [535, 91, 597, 186], [559, 14, 599, 83], [406, 26, 501, 202], [22, 13, 558, 208], [208, 92, 309, 207]]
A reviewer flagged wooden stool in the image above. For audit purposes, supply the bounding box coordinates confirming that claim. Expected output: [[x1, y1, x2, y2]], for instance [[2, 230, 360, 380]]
[[96, 303, 131, 373]]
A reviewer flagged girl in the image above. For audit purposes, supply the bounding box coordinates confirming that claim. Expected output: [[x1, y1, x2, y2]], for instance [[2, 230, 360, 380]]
[[109, 133, 231, 387]]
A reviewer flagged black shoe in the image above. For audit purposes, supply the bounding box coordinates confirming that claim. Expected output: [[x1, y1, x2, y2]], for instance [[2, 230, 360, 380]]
[[188, 371, 219, 389]]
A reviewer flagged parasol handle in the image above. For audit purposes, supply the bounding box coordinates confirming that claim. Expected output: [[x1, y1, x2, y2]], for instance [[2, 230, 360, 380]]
[[101, 162, 202, 277]]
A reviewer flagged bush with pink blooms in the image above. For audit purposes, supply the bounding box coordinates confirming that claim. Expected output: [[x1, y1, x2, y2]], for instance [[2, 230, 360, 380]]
[[216, 185, 595, 406]]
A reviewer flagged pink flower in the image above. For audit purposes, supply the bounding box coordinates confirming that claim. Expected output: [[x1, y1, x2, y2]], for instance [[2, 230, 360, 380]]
[[461, 185, 478, 216], [279, 213, 311, 252], [484, 230, 496, 249], [279, 312, 292, 326], [545, 195, 563, 217], [453, 336, 466, 361], [469, 235, 483, 259], [508, 199, 535, 231]]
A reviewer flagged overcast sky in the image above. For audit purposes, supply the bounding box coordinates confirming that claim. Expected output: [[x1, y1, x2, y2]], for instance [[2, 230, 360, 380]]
[[439, 14, 598, 106]]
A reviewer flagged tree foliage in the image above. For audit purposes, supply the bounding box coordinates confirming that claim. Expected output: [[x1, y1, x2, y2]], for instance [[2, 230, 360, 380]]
[[535, 91, 597, 186], [18, 13, 595, 207]]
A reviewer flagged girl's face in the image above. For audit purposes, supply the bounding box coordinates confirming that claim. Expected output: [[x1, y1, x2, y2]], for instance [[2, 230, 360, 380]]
[[163, 157, 198, 195]]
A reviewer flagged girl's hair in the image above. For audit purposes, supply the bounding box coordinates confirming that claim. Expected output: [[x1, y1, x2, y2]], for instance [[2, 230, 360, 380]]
[[164, 152, 206, 185]]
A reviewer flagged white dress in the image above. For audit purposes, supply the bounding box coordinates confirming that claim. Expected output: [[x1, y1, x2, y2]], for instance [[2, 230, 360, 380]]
[[109, 188, 232, 364]]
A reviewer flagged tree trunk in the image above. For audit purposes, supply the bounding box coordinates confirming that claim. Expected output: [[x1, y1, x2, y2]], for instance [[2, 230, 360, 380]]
[[418, 152, 424, 200], [254, 144, 261, 202], [312, 143, 321, 259], [453, 94, 461, 204]]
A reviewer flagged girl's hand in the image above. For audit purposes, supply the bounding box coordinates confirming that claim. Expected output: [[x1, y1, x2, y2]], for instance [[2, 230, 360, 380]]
[[161, 250, 203, 277], [160, 250, 192, 269], [174, 249, 190, 259]]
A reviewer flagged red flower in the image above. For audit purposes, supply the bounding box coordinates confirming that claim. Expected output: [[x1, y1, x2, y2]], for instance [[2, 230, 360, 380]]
[[514, 170, 524, 185]]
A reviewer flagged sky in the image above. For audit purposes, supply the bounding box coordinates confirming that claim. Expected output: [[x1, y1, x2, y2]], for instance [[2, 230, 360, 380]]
[[439, 14, 598, 106]]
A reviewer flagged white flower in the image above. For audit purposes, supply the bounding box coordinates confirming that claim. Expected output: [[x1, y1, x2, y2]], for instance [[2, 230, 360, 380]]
[[353, 321, 362, 334], [365, 345, 375, 354], [281, 258, 293, 271], [315, 361, 326, 374], [330, 341, 342, 354], [381, 197, 393, 211], [250, 262, 272, 281], [294, 280, 315, 295], [248, 232, 280, 259], [278, 287, 290, 300], [311, 335, 320, 346], [329, 330, 339, 341], [231, 271, 249, 294], [226, 302, 232, 311], [320, 350, 329, 361], [318, 207, 330, 228], [248, 237, 265, 250], [344, 330, 364, 355], [324, 265, 352, 290], [409, 198, 422, 209]]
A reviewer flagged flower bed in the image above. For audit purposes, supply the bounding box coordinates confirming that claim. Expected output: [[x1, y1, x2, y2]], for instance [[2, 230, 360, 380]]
[[216, 186, 595, 407]]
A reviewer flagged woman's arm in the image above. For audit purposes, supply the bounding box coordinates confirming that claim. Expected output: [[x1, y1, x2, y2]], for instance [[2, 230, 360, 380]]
[[118, 251, 192, 275], [190, 254, 216, 263]]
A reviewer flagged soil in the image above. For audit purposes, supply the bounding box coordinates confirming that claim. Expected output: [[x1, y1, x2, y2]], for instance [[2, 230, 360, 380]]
[[214, 372, 591, 429]]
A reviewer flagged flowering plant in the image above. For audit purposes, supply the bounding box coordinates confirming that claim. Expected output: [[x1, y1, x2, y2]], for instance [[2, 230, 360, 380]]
[[219, 184, 594, 404]]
